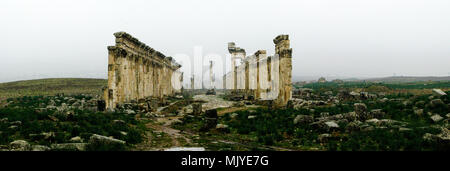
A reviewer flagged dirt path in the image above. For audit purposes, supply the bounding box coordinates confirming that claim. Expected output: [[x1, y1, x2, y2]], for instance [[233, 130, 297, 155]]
[[133, 116, 198, 151], [147, 121, 192, 146], [132, 93, 294, 151]]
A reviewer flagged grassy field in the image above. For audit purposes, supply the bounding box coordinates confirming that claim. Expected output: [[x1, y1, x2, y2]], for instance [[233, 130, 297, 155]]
[[0, 78, 107, 100], [299, 81, 450, 95]]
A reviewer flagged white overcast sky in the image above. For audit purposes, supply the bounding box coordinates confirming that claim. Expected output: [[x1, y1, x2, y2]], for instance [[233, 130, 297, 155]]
[[1, 0, 450, 83]]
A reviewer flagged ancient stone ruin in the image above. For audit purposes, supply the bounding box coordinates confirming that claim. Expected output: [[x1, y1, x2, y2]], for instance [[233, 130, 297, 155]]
[[104, 32, 183, 110], [223, 35, 292, 106]]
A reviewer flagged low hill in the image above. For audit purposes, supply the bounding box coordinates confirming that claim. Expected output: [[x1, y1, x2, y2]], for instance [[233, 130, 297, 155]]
[[362, 76, 450, 83], [0, 78, 107, 99]]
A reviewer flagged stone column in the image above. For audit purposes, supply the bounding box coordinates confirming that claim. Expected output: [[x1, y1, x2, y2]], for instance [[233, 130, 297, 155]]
[[273, 35, 292, 106], [209, 61, 214, 89], [223, 75, 226, 90], [191, 75, 194, 90], [228, 42, 245, 91], [244, 59, 249, 95], [254, 50, 266, 99], [105, 46, 127, 110], [105, 31, 183, 110]]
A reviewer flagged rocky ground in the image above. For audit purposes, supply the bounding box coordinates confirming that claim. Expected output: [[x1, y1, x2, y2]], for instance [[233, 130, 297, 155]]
[[0, 94, 140, 151], [132, 92, 261, 151], [1, 87, 449, 151], [193, 93, 234, 111]]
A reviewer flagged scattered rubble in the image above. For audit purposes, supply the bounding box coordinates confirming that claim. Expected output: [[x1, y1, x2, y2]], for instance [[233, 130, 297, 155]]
[[432, 89, 447, 96], [89, 134, 126, 146], [430, 114, 444, 123], [51, 143, 88, 151], [293, 115, 314, 125], [9, 140, 31, 151], [200, 109, 218, 131]]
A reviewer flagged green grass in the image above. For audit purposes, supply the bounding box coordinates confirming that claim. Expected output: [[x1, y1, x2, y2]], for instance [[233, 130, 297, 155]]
[[0, 78, 107, 99], [302, 81, 450, 90]]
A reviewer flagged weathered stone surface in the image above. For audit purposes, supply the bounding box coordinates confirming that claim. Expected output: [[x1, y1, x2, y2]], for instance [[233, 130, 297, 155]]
[[206, 89, 216, 95], [9, 121, 22, 126], [51, 143, 88, 151], [432, 89, 447, 96], [378, 119, 407, 127], [423, 128, 450, 146], [430, 114, 444, 123], [232, 101, 245, 107], [414, 109, 424, 116], [361, 126, 375, 132], [337, 119, 349, 125], [365, 118, 380, 125], [9, 140, 31, 151], [192, 103, 202, 115], [8, 125, 18, 130], [35, 108, 47, 113], [354, 103, 367, 115], [89, 134, 126, 146], [343, 112, 358, 121], [324, 121, 339, 129], [346, 121, 362, 132], [216, 124, 228, 129], [370, 109, 384, 118], [437, 128, 449, 141], [379, 98, 389, 103], [293, 115, 314, 125], [318, 133, 331, 143], [423, 133, 437, 142], [0, 118, 8, 124], [48, 115, 59, 122], [31, 145, 51, 151], [113, 119, 126, 125], [124, 109, 136, 115], [70, 136, 82, 142], [320, 112, 330, 118], [399, 127, 412, 132], [201, 109, 218, 131], [216, 124, 230, 133], [430, 99, 444, 107], [312, 120, 340, 131]]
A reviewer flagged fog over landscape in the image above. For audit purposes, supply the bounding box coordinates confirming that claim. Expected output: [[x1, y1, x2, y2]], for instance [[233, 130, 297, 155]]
[[1, 0, 450, 83]]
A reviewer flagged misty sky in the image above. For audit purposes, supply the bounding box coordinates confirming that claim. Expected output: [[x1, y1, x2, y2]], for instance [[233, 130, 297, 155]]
[[1, 0, 450, 83]]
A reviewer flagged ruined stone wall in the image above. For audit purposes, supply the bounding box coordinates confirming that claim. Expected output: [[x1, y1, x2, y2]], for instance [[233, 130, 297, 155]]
[[105, 32, 182, 110], [223, 35, 292, 106]]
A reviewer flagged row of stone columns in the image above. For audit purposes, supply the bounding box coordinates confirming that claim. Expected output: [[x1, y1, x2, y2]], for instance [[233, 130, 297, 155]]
[[104, 32, 182, 110], [224, 35, 292, 106]]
